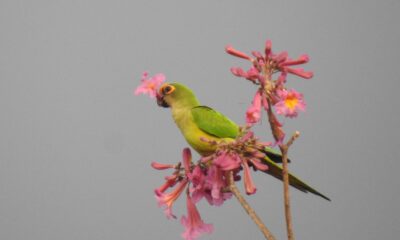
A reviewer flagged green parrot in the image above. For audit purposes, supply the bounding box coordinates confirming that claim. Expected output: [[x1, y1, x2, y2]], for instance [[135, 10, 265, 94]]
[[156, 82, 330, 201]]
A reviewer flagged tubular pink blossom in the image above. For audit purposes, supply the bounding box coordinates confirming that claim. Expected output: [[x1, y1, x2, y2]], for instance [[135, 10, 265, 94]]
[[155, 175, 178, 196], [249, 158, 269, 171], [188, 166, 208, 204], [182, 148, 192, 173], [225, 45, 252, 60], [156, 179, 188, 219], [151, 161, 175, 170], [280, 54, 309, 66], [246, 106, 261, 125], [250, 150, 266, 159], [246, 66, 261, 80], [276, 72, 287, 86], [274, 51, 288, 64], [208, 165, 224, 201], [245, 91, 262, 124], [243, 160, 257, 195], [251, 51, 263, 59], [285, 67, 314, 79], [181, 193, 214, 240], [230, 67, 247, 77], [265, 39, 272, 57]]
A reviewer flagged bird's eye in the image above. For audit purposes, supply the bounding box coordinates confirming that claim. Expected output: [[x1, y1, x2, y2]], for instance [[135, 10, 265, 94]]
[[163, 85, 175, 95]]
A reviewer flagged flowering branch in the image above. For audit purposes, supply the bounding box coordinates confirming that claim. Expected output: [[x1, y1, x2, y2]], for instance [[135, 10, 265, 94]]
[[227, 39, 314, 240], [135, 38, 320, 240], [227, 171, 276, 240]]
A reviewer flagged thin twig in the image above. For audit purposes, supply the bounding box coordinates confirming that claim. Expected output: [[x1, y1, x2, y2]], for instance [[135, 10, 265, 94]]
[[279, 131, 300, 240], [228, 171, 276, 240], [266, 96, 300, 240]]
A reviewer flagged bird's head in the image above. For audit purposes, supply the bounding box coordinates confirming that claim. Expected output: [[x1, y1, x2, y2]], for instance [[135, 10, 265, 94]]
[[156, 82, 200, 109]]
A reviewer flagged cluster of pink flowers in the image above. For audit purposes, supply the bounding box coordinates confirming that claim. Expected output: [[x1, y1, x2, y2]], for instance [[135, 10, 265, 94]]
[[152, 148, 219, 240], [152, 129, 271, 240], [226, 40, 312, 124]]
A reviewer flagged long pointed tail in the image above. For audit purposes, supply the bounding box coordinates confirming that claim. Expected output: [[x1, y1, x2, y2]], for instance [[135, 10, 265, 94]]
[[261, 156, 331, 201]]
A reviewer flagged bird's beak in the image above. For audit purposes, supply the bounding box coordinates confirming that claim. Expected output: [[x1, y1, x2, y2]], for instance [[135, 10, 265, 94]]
[[156, 93, 169, 108]]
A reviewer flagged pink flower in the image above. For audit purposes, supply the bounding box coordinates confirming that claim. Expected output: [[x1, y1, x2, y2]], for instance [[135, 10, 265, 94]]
[[188, 164, 231, 206], [243, 160, 257, 195], [154, 174, 178, 196], [151, 161, 175, 170], [156, 179, 188, 219], [204, 165, 232, 206], [188, 165, 207, 202], [248, 158, 269, 171], [134, 72, 165, 98], [275, 89, 306, 118], [154, 148, 193, 219], [181, 193, 214, 240], [284, 67, 313, 79], [246, 91, 262, 125], [182, 148, 192, 173], [213, 152, 241, 171], [225, 45, 252, 60], [230, 66, 261, 83]]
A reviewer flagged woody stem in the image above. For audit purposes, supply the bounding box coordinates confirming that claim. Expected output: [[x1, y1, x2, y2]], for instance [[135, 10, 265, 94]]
[[228, 171, 276, 240]]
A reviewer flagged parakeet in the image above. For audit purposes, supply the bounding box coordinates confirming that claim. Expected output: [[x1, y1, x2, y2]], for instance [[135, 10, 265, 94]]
[[157, 82, 330, 201]]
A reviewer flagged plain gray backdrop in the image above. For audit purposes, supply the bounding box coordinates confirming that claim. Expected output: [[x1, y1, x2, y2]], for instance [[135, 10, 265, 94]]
[[1, 0, 399, 239]]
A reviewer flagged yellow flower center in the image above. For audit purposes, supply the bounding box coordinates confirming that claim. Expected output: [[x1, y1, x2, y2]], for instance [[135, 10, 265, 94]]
[[284, 94, 298, 110]]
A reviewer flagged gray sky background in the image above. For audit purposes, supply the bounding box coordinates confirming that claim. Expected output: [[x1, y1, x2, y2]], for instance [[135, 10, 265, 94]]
[[1, 0, 399, 239]]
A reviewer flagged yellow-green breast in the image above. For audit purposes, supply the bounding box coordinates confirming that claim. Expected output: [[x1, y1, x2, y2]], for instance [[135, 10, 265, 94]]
[[171, 107, 223, 156]]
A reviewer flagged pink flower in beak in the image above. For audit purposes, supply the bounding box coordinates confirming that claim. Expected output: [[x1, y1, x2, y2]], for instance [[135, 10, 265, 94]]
[[134, 72, 165, 98]]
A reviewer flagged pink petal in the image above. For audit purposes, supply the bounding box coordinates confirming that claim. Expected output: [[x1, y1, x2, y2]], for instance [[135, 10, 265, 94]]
[[243, 161, 257, 195], [156, 180, 188, 219], [225, 45, 252, 60], [280, 54, 309, 66], [246, 66, 261, 80], [213, 152, 241, 171], [230, 67, 247, 77], [245, 91, 262, 124], [155, 175, 178, 196], [251, 51, 263, 59], [265, 40, 272, 58], [181, 194, 214, 240], [274, 51, 288, 64], [285, 67, 314, 79], [249, 158, 269, 171], [151, 161, 175, 170], [182, 148, 192, 173]]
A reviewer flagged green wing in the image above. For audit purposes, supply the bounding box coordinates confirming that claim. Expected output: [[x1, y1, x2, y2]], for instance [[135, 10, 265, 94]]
[[191, 106, 239, 139]]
